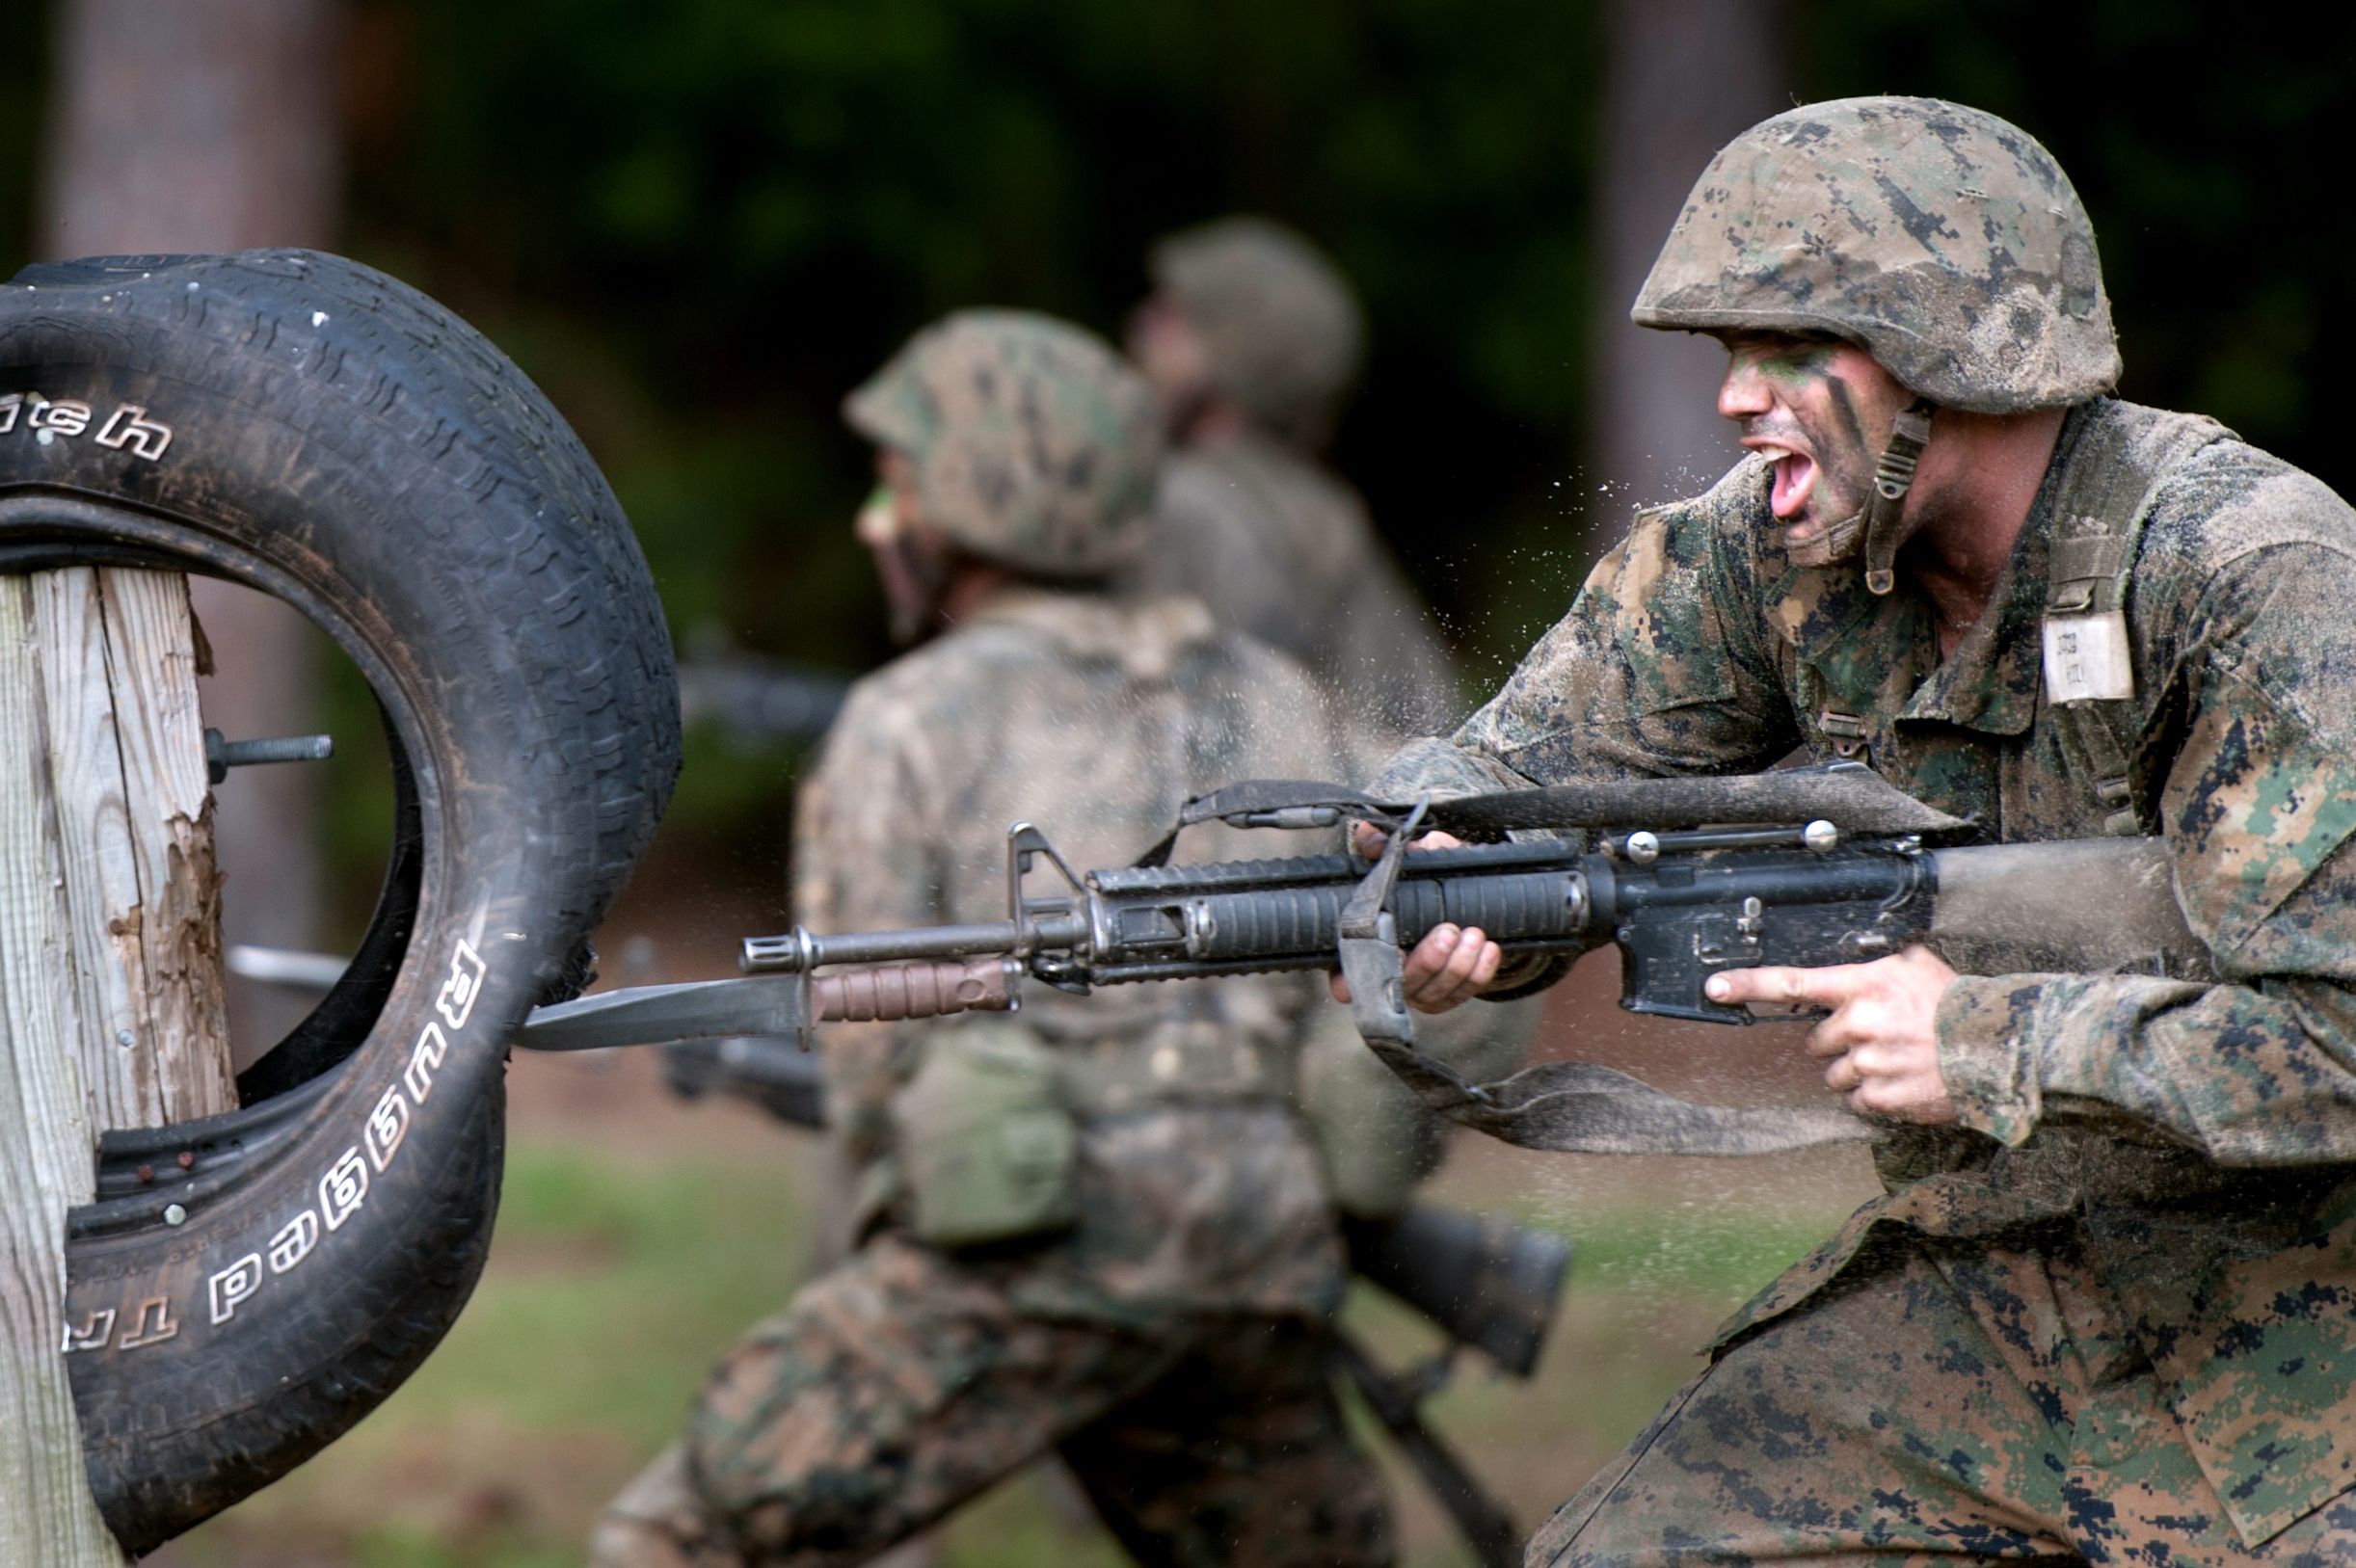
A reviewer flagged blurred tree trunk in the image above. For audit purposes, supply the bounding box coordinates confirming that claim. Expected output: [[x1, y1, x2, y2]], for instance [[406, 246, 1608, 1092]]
[[40, 0, 347, 1062], [1588, 0, 1791, 527]]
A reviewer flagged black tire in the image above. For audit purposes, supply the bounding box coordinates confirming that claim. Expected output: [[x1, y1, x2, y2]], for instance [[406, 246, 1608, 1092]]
[[0, 250, 681, 1554]]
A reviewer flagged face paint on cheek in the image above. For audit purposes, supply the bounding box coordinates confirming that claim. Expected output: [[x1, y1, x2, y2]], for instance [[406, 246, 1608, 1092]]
[[1825, 379, 1870, 458], [1768, 364, 1884, 569], [1810, 376, 1889, 528]]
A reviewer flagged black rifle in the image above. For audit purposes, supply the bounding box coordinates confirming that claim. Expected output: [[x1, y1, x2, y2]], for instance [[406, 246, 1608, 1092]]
[[687, 765, 2198, 1158], [1335, 1207, 1566, 1568], [660, 1032, 1566, 1568], [524, 765, 2199, 1157], [733, 766, 2192, 1023]]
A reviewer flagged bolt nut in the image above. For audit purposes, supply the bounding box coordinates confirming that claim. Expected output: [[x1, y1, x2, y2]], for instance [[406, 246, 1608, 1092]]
[[1625, 831, 1661, 865], [162, 1203, 187, 1227], [1803, 819, 1839, 853]]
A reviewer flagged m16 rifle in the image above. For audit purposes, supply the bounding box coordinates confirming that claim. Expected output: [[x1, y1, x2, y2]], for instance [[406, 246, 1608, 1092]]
[[661, 1031, 1566, 1568], [527, 763, 2200, 1156], [665, 763, 2199, 1157]]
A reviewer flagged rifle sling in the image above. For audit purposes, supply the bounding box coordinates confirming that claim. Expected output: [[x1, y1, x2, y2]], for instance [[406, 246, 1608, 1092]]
[[1356, 1029, 1878, 1156], [1140, 770, 1966, 866]]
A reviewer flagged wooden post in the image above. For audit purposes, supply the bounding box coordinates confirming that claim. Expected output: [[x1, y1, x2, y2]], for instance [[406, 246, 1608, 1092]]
[[0, 567, 238, 1566]]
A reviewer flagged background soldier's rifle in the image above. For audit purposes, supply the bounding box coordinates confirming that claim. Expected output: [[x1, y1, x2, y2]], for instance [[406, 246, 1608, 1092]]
[[661, 1032, 1565, 1568], [675, 625, 850, 751]]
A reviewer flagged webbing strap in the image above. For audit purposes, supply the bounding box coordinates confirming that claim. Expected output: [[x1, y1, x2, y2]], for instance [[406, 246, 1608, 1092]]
[[1356, 1035, 1879, 1156], [1299, 782, 1886, 1156], [2040, 406, 2230, 836], [1136, 768, 1968, 866]]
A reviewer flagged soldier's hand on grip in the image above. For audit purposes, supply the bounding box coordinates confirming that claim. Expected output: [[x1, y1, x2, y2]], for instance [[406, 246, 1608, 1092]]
[[1705, 945, 1959, 1123]]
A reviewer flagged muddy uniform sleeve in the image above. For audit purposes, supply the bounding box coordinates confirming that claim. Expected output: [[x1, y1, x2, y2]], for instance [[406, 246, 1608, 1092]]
[[1375, 475, 1801, 801], [1938, 538, 2356, 1160], [790, 682, 947, 1176]]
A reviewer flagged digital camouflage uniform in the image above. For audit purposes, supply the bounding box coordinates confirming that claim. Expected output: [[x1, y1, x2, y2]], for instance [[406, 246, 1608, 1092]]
[[593, 312, 1394, 1568], [1122, 217, 1461, 741], [1383, 100, 2356, 1564]]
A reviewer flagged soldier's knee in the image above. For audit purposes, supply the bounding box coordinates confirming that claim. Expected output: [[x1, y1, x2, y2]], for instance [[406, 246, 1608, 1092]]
[[593, 1442, 739, 1568], [685, 1421, 871, 1560], [684, 1373, 890, 1560], [588, 1510, 718, 1568]]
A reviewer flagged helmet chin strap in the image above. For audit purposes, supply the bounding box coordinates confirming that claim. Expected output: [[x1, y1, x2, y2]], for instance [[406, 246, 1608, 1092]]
[[1860, 399, 1936, 596]]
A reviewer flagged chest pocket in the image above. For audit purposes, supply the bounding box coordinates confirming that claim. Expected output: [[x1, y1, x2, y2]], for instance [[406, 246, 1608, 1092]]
[[2038, 410, 2230, 837], [2043, 528, 2142, 836], [1794, 646, 1908, 772]]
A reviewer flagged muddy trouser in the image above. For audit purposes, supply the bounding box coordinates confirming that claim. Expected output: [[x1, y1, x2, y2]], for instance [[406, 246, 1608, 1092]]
[[591, 1232, 1393, 1568], [1531, 1225, 2356, 1567]]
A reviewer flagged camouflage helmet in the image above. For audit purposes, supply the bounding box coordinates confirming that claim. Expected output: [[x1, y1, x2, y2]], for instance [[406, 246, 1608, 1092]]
[[1634, 96, 2119, 414], [845, 309, 1163, 576], [1149, 216, 1365, 447]]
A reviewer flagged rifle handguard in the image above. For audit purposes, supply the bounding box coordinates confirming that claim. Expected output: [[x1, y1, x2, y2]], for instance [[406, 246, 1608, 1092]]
[[813, 958, 1017, 1023]]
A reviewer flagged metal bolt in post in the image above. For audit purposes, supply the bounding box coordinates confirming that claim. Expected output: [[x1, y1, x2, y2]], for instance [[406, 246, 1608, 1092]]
[[202, 727, 334, 786]]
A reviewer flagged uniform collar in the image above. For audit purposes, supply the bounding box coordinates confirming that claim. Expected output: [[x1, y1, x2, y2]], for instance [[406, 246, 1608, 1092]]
[[963, 585, 1218, 678]]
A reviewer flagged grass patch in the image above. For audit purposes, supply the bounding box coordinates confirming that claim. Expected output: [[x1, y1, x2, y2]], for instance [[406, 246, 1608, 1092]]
[[165, 1137, 1859, 1567]]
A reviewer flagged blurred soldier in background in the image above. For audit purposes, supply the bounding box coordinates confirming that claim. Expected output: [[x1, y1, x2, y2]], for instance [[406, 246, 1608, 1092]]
[[1125, 216, 1460, 741], [1124, 218, 1539, 1234], [593, 310, 1400, 1568]]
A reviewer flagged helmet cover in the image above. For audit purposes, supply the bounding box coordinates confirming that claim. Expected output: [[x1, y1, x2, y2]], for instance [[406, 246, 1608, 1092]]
[[1635, 96, 2118, 412], [846, 309, 1164, 576]]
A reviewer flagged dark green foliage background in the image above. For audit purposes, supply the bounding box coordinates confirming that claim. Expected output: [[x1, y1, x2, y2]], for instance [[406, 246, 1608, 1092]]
[[344, 0, 1602, 681], [11, 1, 2355, 853]]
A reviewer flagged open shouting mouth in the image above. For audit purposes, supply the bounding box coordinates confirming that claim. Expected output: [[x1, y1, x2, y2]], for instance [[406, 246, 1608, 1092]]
[[1749, 439, 1821, 544]]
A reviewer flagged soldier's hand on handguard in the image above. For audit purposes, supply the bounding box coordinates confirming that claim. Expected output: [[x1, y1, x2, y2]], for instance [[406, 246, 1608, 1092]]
[[1703, 946, 1961, 1124], [1330, 822, 1506, 1014]]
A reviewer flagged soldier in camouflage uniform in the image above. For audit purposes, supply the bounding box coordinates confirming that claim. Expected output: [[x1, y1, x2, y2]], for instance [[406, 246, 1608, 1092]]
[[1378, 98, 2356, 1563], [592, 310, 1395, 1568], [1124, 217, 1539, 1223], [1124, 216, 1459, 739]]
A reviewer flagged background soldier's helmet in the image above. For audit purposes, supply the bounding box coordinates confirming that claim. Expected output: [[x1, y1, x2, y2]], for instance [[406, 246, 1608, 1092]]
[[1150, 216, 1365, 447], [1633, 96, 2119, 413], [845, 309, 1163, 576]]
